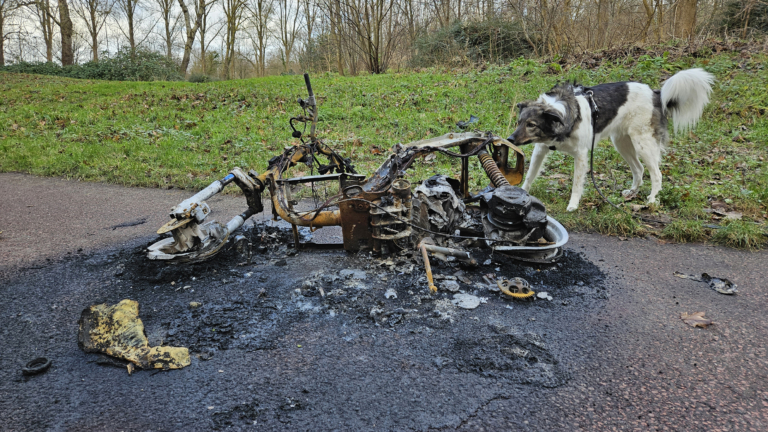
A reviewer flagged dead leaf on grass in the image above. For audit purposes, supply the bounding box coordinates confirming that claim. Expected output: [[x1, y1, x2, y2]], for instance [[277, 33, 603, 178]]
[[424, 153, 436, 164], [681, 311, 712, 328], [630, 204, 648, 212], [724, 211, 742, 220]]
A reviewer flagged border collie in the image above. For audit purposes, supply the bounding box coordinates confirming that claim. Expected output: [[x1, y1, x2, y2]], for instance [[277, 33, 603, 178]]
[[508, 68, 714, 211]]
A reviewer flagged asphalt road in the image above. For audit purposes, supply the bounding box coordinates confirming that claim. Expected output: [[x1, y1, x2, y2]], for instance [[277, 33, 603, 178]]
[[1, 173, 767, 431]]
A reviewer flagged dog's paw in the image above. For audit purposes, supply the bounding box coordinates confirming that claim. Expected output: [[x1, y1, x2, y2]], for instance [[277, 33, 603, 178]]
[[566, 205, 578, 212], [622, 189, 638, 200]]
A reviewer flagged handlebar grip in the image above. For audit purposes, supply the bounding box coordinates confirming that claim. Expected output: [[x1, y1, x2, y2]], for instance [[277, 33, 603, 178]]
[[304, 73, 314, 97]]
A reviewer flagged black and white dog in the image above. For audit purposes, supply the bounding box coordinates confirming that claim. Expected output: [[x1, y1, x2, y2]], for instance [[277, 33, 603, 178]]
[[508, 68, 714, 211]]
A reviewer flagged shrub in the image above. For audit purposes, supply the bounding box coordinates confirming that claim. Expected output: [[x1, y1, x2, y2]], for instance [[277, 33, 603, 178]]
[[188, 73, 216, 83], [1, 47, 182, 82], [411, 19, 533, 68]]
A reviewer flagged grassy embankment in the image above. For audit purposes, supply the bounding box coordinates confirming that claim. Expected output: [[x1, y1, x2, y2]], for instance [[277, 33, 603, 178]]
[[1, 51, 766, 248]]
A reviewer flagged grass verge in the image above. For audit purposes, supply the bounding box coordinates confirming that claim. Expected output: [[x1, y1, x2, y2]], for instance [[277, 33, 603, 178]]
[[1, 49, 766, 248]]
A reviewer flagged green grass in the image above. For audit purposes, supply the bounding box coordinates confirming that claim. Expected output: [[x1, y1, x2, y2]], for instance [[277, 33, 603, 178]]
[[1, 51, 766, 248]]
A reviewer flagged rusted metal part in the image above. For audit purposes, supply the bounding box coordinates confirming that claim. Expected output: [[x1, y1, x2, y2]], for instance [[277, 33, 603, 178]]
[[147, 73, 574, 272], [491, 141, 526, 186], [497, 278, 535, 299], [418, 239, 438, 293], [422, 244, 477, 265], [479, 150, 511, 188]]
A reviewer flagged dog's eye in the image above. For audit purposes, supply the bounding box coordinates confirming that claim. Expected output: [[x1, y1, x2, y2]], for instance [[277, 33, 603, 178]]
[[527, 121, 537, 129]]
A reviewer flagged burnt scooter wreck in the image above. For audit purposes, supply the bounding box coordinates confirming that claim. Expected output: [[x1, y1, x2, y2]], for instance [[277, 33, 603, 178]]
[[147, 74, 568, 292]]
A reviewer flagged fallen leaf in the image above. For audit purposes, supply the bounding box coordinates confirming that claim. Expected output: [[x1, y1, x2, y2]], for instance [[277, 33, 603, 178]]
[[724, 211, 742, 220], [424, 153, 436, 164], [681, 311, 712, 328], [630, 204, 647, 212]]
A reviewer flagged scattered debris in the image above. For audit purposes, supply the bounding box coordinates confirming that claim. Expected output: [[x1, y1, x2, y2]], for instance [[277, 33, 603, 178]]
[[78, 299, 191, 371], [701, 273, 738, 295], [21, 357, 52, 376], [109, 216, 148, 230], [681, 311, 713, 328], [384, 288, 397, 299], [339, 269, 367, 280], [189, 302, 202, 308], [674, 271, 738, 295], [536, 291, 553, 301], [442, 280, 461, 292], [452, 293, 482, 309]]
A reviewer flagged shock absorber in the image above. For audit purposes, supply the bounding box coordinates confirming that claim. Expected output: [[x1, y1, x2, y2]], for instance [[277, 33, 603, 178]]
[[478, 150, 510, 188]]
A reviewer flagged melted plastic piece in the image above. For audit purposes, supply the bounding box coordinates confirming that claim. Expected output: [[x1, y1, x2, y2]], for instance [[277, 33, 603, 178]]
[[78, 299, 190, 371]]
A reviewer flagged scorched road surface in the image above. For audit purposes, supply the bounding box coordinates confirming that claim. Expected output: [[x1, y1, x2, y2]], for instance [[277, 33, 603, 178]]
[[0, 173, 767, 431]]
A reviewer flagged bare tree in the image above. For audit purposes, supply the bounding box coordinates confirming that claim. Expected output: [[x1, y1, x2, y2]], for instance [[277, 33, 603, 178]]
[[246, 0, 272, 76], [198, 0, 222, 73], [338, 0, 399, 73], [0, 0, 22, 65], [58, 0, 73, 64], [222, 0, 246, 78], [177, 0, 215, 75], [276, 0, 299, 72], [676, 0, 697, 39], [152, 0, 182, 58], [114, 0, 143, 56], [301, 0, 317, 50], [74, 0, 114, 61], [25, 0, 56, 62]]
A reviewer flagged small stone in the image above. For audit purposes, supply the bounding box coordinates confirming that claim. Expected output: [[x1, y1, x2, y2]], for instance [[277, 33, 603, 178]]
[[273, 258, 287, 266], [170, 281, 175, 286], [536, 292, 553, 301], [189, 302, 202, 308], [452, 294, 481, 309], [244, 272, 252, 278], [385, 288, 397, 299], [483, 259, 492, 266], [442, 280, 460, 292], [183, 285, 191, 290]]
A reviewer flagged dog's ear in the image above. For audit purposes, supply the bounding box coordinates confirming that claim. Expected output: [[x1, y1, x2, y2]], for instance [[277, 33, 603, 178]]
[[543, 109, 565, 125], [516, 102, 529, 111]]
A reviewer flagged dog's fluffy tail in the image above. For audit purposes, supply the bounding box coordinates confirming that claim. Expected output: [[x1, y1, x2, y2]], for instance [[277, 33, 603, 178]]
[[660, 68, 715, 134]]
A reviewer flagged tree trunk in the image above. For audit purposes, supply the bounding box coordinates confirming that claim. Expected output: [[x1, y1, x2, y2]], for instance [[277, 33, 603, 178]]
[[127, 0, 135, 58], [59, 0, 74, 65], [177, 0, 200, 76], [676, 0, 697, 39], [90, 8, 99, 61], [0, 12, 4, 67], [165, 18, 172, 58]]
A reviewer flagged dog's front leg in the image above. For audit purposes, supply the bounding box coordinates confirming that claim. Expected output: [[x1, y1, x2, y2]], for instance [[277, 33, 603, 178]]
[[521, 144, 550, 191], [566, 150, 590, 212]]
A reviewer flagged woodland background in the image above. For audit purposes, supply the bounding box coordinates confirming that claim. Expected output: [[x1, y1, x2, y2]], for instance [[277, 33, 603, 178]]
[[0, 0, 766, 80]]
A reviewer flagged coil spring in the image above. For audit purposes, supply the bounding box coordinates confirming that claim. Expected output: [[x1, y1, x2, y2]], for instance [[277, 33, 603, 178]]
[[478, 151, 510, 188]]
